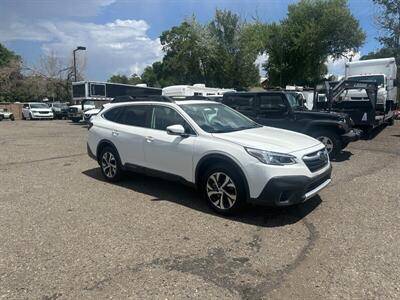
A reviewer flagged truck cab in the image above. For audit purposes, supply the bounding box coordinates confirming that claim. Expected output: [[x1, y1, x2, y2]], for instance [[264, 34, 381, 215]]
[[344, 58, 397, 113], [222, 91, 360, 158]]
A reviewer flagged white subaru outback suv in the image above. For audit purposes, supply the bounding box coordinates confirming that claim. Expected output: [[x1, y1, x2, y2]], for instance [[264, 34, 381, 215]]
[[87, 98, 331, 214]]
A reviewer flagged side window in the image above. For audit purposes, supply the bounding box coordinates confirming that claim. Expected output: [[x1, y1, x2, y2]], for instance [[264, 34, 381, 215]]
[[224, 95, 254, 110], [117, 105, 151, 127], [259, 94, 286, 111], [151, 106, 195, 134], [103, 107, 123, 122]]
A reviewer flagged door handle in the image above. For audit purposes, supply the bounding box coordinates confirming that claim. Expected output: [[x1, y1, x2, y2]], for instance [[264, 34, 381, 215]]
[[145, 136, 154, 142], [112, 130, 119, 137]]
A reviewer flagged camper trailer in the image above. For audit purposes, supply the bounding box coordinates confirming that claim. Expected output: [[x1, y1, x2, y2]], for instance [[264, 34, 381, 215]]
[[70, 81, 161, 122], [162, 84, 235, 99]]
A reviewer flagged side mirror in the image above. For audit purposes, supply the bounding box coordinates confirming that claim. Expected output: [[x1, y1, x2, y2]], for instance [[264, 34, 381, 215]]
[[166, 124, 186, 136]]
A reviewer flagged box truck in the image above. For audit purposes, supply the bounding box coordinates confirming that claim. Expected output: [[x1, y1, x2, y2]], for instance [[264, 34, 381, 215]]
[[344, 57, 397, 112]]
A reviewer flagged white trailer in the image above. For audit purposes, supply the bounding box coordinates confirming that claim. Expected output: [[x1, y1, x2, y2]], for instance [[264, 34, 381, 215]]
[[345, 58, 397, 113], [162, 84, 235, 99]]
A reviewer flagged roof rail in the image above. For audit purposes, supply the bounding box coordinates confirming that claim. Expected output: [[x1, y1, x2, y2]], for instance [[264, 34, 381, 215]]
[[111, 95, 172, 103], [111, 94, 216, 103]]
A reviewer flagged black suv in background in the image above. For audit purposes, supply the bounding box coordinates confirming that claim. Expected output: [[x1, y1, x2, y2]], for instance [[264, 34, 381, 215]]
[[222, 91, 360, 158]]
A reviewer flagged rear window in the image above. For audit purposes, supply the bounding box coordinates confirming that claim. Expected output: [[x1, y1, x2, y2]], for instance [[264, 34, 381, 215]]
[[116, 105, 151, 127], [259, 94, 285, 110], [223, 94, 254, 110], [103, 107, 122, 122]]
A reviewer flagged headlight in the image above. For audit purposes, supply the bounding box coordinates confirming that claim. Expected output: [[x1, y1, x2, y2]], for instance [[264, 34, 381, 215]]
[[245, 147, 297, 165]]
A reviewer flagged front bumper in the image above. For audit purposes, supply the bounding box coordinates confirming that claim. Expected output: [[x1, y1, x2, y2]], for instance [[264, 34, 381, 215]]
[[68, 113, 83, 120], [31, 113, 54, 119], [248, 166, 332, 207], [341, 128, 362, 144]]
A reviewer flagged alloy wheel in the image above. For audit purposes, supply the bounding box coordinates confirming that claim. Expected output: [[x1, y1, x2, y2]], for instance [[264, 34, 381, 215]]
[[317, 136, 333, 154], [101, 152, 117, 178], [206, 172, 237, 210]]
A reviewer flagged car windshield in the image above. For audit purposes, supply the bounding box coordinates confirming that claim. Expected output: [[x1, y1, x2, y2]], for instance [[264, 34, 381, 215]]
[[348, 75, 385, 86], [180, 103, 261, 133], [30, 103, 49, 109]]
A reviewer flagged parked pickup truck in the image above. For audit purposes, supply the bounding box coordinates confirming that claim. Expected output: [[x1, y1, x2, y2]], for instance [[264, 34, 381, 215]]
[[68, 102, 96, 123], [222, 91, 360, 158]]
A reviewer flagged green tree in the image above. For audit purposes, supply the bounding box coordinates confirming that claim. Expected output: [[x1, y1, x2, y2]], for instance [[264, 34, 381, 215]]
[[149, 10, 260, 89], [108, 74, 129, 84], [0, 43, 20, 67], [108, 73, 144, 85], [207, 10, 260, 88], [263, 0, 365, 86]]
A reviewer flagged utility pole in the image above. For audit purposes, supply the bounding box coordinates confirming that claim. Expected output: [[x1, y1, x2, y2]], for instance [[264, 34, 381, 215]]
[[73, 46, 86, 82]]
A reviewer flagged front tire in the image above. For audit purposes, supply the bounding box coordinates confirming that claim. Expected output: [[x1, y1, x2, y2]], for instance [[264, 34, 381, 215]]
[[201, 163, 246, 215], [99, 147, 122, 182], [312, 130, 341, 159]]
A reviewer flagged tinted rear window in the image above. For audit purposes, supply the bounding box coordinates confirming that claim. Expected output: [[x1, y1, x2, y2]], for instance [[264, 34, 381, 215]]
[[223, 94, 254, 110], [103, 107, 122, 122], [116, 105, 150, 127]]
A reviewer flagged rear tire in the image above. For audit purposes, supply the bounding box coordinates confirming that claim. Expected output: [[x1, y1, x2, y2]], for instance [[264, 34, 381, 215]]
[[388, 117, 394, 126], [10, 115, 15, 121], [99, 146, 122, 182], [201, 163, 246, 215], [312, 130, 342, 159]]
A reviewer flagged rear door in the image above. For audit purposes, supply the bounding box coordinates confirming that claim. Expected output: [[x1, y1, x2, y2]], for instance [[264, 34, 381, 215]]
[[105, 105, 151, 167], [143, 105, 196, 182]]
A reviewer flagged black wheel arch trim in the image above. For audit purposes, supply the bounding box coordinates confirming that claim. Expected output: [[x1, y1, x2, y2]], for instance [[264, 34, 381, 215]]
[[96, 139, 121, 164], [195, 153, 250, 200]]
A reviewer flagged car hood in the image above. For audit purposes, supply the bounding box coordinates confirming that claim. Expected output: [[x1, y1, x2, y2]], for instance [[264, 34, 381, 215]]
[[212, 126, 321, 153], [294, 110, 348, 120]]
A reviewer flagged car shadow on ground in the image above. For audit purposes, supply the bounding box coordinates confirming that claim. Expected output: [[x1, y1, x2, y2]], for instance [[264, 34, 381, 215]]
[[331, 150, 353, 162], [360, 123, 387, 140], [82, 167, 321, 228]]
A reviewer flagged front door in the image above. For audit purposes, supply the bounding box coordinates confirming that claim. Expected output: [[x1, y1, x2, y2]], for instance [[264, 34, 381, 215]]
[[143, 105, 196, 182]]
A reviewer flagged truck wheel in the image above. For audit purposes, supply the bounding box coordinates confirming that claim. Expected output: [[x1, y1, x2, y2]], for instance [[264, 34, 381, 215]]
[[71, 118, 80, 123], [388, 117, 394, 126], [312, 130, 341, 159], [10, 115, 15, 121]]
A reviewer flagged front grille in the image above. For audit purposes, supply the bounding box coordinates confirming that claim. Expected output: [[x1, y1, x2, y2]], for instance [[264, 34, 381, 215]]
[[69, 107, 78, 113], [39, 111, 50, 114], [303, 150, 329, 172]]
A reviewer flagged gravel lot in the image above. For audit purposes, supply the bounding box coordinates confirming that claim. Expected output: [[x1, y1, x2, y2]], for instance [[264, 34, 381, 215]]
[[1, 120, 399, 299]]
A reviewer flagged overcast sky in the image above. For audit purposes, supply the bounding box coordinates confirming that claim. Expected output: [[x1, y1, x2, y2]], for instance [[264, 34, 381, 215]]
[[0, 0, 380, 81]]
